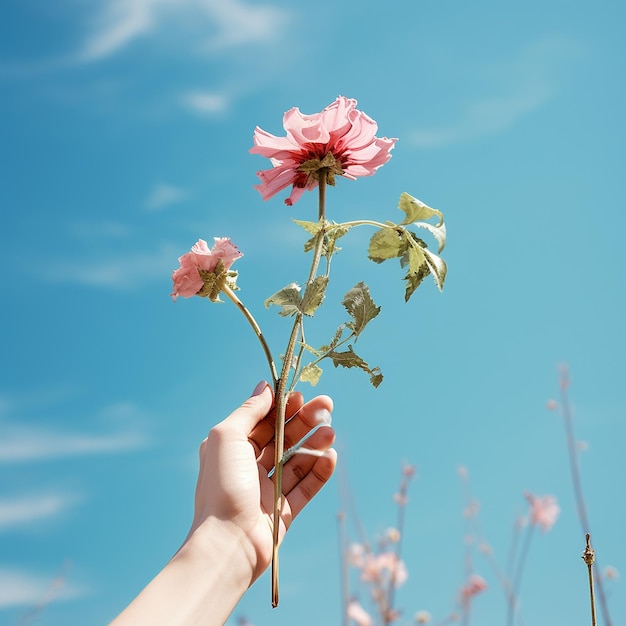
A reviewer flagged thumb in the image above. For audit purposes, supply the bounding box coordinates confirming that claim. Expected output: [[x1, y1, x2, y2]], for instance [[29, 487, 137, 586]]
[[222, 381, 274, 434]]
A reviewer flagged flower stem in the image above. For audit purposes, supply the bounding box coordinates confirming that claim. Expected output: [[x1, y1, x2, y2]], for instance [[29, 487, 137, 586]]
[[271, 170, 329, 607], [221, 284, 278, 388]]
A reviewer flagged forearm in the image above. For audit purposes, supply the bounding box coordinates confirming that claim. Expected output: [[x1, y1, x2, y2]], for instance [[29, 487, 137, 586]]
[[110, 518, 254, 626]]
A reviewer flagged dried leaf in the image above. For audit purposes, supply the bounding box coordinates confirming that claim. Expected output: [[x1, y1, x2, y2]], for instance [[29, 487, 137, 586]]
[[301, 276, 329, 316], [300, 362, 323, 386], [328, 346, 383, 387], [398, 192, 443, 226], [342, 282, 381, 338], [368, 227, 405, 262]]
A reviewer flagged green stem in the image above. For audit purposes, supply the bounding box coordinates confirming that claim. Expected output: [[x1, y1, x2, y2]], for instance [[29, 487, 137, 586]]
[[221, 284, 278, 388], [271, 170, 329, 607], [339, 218, 389, 229]]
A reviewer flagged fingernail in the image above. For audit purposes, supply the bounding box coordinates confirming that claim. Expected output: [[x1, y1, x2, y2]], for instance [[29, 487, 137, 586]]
[[252, 380, 269, 397]]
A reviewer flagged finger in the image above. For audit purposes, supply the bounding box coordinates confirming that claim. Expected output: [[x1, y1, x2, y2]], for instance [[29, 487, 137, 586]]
[[283, 395, 333, 450], [283, 448, 337, 525], [219, 381, 274, 435], [280, 425, 336, 494], [248, 392, 304, 453], [256, 395, 333, 471]]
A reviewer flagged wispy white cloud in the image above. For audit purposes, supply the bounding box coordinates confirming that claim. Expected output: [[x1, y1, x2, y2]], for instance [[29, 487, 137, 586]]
[[410, 37, 582, 148], [69, 220, 131, 239], [180, 91, 229, 116], [0, 494, 77, 531], [145, 183, 188, 210], [0, 566, 83, 609], [77, 0, 291, 63], [0, 425, 146, 464], [38, 243, 178, 289]]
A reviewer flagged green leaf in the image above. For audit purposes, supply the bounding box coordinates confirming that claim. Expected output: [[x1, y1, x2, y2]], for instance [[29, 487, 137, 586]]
[[264, 283, 302, 316], [300, 362, 323, 386], [398, 192, 443, 226], [342, 282, 381, 338], [292, 218, 322, 236], [301, 276, 329, 316], [368, 227, 405, 262]]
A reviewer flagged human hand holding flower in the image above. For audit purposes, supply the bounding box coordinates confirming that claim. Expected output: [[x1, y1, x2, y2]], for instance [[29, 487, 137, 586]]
[[110, 383, 336, 626], [171, 96, 448, 606]]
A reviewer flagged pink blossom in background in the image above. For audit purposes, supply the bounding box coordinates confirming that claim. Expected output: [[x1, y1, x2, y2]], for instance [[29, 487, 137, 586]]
[[402, 463, 416, 478], [393, 492, 408, 506], [360, 552, 408, 588], [604, 565, 619, 580], [414, 610, 432, 623], [348, 543, 366, 568], [171, 237, 242, 300], [250, 96, 397, 205], [524, 492, 560, 532], [459, 573, 488, 599], [347, 599, 373, 626]]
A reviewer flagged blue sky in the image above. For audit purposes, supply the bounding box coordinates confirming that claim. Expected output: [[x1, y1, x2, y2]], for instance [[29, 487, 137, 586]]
[[1, 0, 624, 624]]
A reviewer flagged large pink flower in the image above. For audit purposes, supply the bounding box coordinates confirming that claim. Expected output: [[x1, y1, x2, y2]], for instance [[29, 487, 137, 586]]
[[171, 237, 242, 301], [524, 492, 560, 532], [250, 96, 397, 206]]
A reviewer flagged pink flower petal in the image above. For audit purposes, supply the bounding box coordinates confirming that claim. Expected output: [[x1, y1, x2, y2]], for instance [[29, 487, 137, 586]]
[[250, 96, 397, 206]]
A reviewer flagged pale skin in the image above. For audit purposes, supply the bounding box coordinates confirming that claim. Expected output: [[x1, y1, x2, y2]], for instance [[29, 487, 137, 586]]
[[110, 381, 337, 626]]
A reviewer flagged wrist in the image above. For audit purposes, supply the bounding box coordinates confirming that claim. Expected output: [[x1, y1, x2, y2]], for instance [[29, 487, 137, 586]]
[[111, 517, 256, 626], [183, 515, 258, 589]]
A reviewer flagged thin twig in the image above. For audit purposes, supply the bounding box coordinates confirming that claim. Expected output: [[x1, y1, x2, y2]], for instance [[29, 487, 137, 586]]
[[559, 366, 612, 626], [506, 522, 534, 626], [582, 533, 597, 626]]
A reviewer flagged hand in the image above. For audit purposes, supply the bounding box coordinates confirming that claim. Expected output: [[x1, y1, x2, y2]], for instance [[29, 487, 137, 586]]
[[111, 382, 337, 626], [187, 380, 337, 583]]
